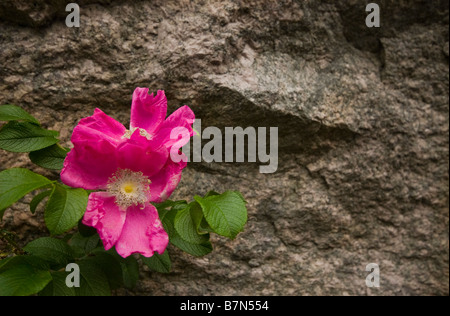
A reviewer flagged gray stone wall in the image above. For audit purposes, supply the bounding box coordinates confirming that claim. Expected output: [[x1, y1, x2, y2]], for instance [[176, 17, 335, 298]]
[[0, 0, 448, 295]]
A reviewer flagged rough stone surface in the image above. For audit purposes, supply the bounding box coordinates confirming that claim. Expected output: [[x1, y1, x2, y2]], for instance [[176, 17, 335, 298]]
[[0, 0, 448, 295]]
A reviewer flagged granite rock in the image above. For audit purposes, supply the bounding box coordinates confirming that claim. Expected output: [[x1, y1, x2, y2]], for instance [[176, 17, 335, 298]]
[[0, 0, 448, 295]]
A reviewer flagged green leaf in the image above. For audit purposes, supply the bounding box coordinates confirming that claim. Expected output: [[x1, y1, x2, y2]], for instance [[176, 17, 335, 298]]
[[0, 105, 40, 124], [106, 248, 139, 289], [204, 191, 220, 198], [0, 257, 13, 269], [120, 257, 139, 289], [162, 208, 213, 257], [76, 258, 111, 296], [234, 191, 248, 203], [141, 251, 171, 273], [39, 271, 76, 296], [0, 121, 59, 153], [190, 202, 214, 235], [0, 254, 49, 271], [0, 256, 52, 296], [69, 233, 99, 258], [88, 251, 124, 290], [153, 200, 187, 212], [29, 144, 69, 170], [194, 191, 248, 239], [174, 203, 210, 244], [0, 168, 53, 219], [24, 237, 74, 267], [78, 220, 97, 237], [45, 185, 88, 235], [171, 235, 213, 257], [30, 190, 52, 214]]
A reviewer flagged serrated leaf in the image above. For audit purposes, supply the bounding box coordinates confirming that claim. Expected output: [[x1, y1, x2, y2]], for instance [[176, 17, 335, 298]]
[[24, 237, 74, 267], [0, 257, 13, 269], [194, 191, 247, 239], [190, 202, 214, 234], [141, 251, 171, 273], [0, 168, 53, 219], [162, 208, 212, 257], [88, 252, 124, 290], [106, 248, 139, 289], [76, 258, 111, 296], [204, 191, 220, 198], [39, 271, 76, 296], [174, 203, 210, 244], [0, 105, 40, 124], [30, 190, 52, 214], [234, 191, 247, 203], [45, 185, 88, 235], [0, 121, 59, 153], [153, 200, 187, 212], [120, 257, 139, 289], [0, 256, 52, 296], [171, 235, 213, 257], [29, 144, 69, 170], [69, 233, 99, 258]]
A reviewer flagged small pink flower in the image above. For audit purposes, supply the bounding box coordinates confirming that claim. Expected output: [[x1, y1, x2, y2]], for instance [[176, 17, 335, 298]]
[[61, 88, 195, 258]]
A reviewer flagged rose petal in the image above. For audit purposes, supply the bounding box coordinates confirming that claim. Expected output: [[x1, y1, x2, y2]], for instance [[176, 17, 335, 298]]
[[115, 203, 169, 258], [60, 109, 124, 190], [82, 192, 127, 251], [61, 134, 119, 190], [130, 88, 167, 135], [75, 108, 126, 143], [153, 105, 195, 149], [116, 129, 169, 178], [149, 158, 187, 203]]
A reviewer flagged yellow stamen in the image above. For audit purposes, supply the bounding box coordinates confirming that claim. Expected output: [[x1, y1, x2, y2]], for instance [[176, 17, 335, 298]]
[[124, 184, 134, 194], [107, 169, 151, 210]]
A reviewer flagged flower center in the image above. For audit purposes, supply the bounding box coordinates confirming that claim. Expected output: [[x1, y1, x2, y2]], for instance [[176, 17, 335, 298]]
[[107, 169, 151, 210], [122, 127, 152, 140], [123, 184, 134, 194]]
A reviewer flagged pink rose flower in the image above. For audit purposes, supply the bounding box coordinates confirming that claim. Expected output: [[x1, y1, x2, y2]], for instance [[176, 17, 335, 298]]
[[61, 88, 195, 258]]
